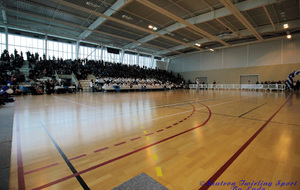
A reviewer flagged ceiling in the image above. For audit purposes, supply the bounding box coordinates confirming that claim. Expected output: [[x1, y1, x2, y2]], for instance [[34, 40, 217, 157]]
[[0, 0, 299, 59]]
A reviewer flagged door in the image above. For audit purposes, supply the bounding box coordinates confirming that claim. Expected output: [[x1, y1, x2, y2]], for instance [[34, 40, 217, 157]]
[[240, 75, 259, 84]]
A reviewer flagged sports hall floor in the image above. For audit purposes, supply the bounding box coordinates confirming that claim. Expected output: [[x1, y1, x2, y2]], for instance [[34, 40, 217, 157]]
[[8, 89, 300, 190]]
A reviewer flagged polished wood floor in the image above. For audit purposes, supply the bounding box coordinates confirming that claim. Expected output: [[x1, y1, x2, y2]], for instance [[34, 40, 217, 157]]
[[9, 90, 300, 190]]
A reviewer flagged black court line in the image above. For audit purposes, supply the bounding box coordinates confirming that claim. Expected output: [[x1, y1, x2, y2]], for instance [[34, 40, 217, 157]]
[[238, 103, 267, 117], [40, 123, 90, 190]]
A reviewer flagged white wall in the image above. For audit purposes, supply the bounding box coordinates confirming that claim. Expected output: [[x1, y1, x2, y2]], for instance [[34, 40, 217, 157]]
[[170, 37, 300, 73]]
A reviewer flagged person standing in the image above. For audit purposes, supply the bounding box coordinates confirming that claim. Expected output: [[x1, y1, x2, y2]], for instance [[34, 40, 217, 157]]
[[196, 78, 200, 92], [90, 79, 94, 92]]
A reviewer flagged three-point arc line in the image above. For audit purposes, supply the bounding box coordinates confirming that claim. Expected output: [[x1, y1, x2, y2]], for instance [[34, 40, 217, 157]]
[[32, 102, 211, 190], [22, 103, 196, 177]]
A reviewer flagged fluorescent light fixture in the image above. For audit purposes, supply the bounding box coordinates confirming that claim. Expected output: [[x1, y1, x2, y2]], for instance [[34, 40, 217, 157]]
[[210, 49, 214, 51], [122, 15, 132, 20], [283, 23, 289, 29], [148, 25, 153, 29], [195, 43, 201, 47], [287, 34, 292, 39], [153, 26, 157, 31]]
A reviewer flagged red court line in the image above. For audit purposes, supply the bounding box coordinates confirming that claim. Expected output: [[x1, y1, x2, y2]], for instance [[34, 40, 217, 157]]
[[198, 97, 291, 190], [131, 137, 141, 141], [114, 142, 126, 146], [24, 163, 59, 175], [32, 102, 211, 190], [16, 100, 25, 190], [156, 129, 164, 132], [145, 133, 154, 136], [166, 126, 172, 129], [94, 147, 109, 153], [69, 154, 87, 161]]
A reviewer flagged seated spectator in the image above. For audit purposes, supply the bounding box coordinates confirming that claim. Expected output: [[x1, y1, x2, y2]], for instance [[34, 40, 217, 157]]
[[77, 82, 83, 92]]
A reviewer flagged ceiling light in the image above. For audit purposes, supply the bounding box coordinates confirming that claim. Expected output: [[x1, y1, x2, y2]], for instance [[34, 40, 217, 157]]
[[86, 1, 100, 8], [283, 23, 289, 29], [153, 26, 157, 31], [210, 49, 215, 51], [195, 43, 201, 47], [148, 25, 153, 29], [287, 34, 292, 39], [122, 15, 132, 20]]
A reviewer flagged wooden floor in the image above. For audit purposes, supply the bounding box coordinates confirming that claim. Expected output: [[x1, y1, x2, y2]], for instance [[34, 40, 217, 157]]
[[9, 90, 300, 190]]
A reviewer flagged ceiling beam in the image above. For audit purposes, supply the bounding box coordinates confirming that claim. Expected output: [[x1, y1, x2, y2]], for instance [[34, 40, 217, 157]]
[[271, 4, 280, 25], [219, 0, 263, 41], [124, 0, 277, 49], [1, 10, 7, 24], [135, 0, 231, 47], [157, 18, 300, 55], [167, 0, 194, 17], [22, 1, 94, 23], [215, 18, 238, 36], [201, 0, 214, 11], [3, 7, 182, 55], [79, 0, 131, 40], [263, 5, 276, 30], [49, 0, 202, 51]]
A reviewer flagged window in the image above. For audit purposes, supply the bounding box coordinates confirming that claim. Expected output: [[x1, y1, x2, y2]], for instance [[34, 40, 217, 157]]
[[0, 31, 155, 65]]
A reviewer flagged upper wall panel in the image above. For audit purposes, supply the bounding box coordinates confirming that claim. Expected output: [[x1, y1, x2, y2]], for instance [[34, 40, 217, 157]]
[[248, 40, 281, 67], [223, 46, 247, 68], [283, 38, 300, 64], [170, 37, 300, 73]]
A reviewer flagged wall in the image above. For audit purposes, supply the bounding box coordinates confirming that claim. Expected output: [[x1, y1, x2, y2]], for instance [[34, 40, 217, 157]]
[[169, 37, 300, 83]]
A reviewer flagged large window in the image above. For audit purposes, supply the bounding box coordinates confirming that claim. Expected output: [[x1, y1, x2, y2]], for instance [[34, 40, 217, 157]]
[[47, 40, 75, 60], [0, 30, 158, 67], [101, 48, 120, 63], [7, 34, 44, 58], [139, 55, 152, 68], [0, 33, 5, 53]]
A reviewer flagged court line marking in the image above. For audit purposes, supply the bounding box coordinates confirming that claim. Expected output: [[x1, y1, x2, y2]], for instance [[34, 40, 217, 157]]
[[94, 147, 109, 153], [23, 97, 247, 177], [24, 163, 59, 175], [15, 100, 25, 190], [141, 97, 250, 123], [40, 123, 90, 190], [21, 96, 236, 130], [69, 154, 87, 161], [51, 95, 230, 117], [238, 102, 267, 117], [32, 102, 211, 190], [24, 103, 196, 176], [24, 97, 246, 176], [114, 142, 126, 146], [198, 97, 291, 190], [156, 167, 163, 177]]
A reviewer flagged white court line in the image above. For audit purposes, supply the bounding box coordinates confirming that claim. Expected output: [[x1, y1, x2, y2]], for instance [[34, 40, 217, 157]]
[[23, 96, 251, 129], [53, 95, 232, 116], [140, 97, 251, 123]]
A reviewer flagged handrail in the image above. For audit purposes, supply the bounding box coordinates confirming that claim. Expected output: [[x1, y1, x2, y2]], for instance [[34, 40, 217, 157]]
[[189, 84, 285, 91], [71, 72, 79, 86]]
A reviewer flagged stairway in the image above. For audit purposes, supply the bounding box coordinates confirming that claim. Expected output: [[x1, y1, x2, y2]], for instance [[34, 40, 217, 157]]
[[79, 74, 95, 91], [19, 61, 30, 77]]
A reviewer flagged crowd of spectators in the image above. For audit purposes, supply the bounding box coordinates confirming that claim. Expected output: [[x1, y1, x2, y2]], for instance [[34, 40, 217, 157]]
[[27, 55, 184, 86], [2, 48, 300, 104], [0, 49, 25, 85]]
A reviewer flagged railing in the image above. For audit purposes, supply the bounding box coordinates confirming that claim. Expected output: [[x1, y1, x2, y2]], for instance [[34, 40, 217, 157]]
[[189, 84, 285, 91], [71, 72, 79, 86]]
